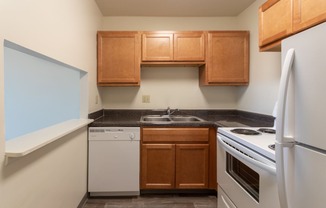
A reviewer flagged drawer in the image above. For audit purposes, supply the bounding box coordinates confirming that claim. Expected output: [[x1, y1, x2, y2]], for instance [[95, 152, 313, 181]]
[[142, 127, 209, 142]]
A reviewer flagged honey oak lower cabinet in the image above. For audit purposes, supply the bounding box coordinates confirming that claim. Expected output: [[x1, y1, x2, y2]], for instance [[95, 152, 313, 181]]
[[97, 31, 141, 86], [200, 31, 249, 85], [141, 144, 176, 189], [141, 127, 216, 190], [175, 144, 209, 189]]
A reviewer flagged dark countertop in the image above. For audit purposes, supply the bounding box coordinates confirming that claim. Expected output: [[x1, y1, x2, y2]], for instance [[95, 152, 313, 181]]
[[89, 109, 274, 128]]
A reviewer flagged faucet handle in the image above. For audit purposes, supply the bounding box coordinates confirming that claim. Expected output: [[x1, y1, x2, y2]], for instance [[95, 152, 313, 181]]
[[166, 107, 171, 115]]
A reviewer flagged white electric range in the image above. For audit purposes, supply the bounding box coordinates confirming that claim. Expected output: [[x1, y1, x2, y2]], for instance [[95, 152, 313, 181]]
[[218, 127, 276, 161], [217, 127, 280, 208]]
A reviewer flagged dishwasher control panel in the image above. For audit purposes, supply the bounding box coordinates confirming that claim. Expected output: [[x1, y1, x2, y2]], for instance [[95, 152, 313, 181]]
[[89, 127, 140, 141]]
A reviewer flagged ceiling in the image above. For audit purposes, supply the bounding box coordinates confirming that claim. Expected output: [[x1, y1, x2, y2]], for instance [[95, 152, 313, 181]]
[[95, 0, 256, 17]]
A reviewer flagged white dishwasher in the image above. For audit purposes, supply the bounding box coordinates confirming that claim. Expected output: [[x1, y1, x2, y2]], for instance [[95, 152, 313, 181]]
[[88, 127, 140, 196]]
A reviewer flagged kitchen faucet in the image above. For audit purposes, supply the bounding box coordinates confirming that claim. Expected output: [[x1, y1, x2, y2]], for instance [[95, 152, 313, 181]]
[[166, 107, 179, 116]]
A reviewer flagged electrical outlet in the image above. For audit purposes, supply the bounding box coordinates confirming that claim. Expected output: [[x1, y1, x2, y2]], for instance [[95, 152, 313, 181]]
[[142, 95, 150, 103]]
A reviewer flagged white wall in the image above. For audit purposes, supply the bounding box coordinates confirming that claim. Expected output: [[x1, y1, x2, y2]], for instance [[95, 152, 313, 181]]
[[100, 3, 282, 114], [0, 0, 102, 207], [236, 0, 281, 115]]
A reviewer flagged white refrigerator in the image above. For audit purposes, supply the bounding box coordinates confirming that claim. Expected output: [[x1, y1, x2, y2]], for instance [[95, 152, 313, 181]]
[[276, 22, 326, 208]]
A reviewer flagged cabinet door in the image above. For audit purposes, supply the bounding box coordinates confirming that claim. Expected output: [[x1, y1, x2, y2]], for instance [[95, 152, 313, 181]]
[[97, 31, 141, 86], [175, 144, 209, 189], [200, 31, 249, 85], [293, 0, 326, 33], [259, 0, 292, 50], [142, 33, 173, 61], [174, 32, 205, 61], [141, 144, 175, 189]]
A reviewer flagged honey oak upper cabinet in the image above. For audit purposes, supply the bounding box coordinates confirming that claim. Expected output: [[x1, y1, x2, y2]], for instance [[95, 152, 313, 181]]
[[293, 0, 326, 33], [200, 31, 249, 85], [97, 31, 141, 86], [173, 32, 205, 61], [142, 31, 205, 62], [141, 33, 173, 61], [259, 0, 326, 51], [259, 0, 293, 51]]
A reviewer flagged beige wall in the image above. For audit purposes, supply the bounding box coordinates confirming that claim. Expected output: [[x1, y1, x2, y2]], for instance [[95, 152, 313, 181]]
[[0, 0, 102, 207], [100, 1, 281, 114], [236, 0, 281, 115], [100, 67, 238, 109]]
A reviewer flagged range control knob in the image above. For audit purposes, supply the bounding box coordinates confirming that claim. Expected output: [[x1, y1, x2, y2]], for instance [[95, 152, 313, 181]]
[[129, 133, 135, 140]]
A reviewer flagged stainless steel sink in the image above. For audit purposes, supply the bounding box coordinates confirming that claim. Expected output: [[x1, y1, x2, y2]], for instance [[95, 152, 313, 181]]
[[170, 117, 202, 122], [140, 115, 205, 123], [142, 117, 171, 122]]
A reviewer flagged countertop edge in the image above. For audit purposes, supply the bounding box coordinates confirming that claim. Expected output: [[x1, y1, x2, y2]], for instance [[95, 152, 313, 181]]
[[88, 109, 274, 128]]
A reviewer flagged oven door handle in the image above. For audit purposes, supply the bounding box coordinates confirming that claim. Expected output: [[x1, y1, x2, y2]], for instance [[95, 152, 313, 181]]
[[218, 136, 276, 175]]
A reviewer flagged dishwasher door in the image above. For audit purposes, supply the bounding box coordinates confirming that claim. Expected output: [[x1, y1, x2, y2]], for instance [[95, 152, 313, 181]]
[[88, 127, 140, 196]]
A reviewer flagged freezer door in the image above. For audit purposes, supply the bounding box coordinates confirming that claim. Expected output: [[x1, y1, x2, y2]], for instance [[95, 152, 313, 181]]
[[282, 22, 326, 150], [283, 145, 326, 208]]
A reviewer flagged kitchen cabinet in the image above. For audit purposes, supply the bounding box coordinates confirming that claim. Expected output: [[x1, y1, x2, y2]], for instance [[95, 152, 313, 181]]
[[141, 31, 205, 62], [173, 32, 206, 61], [259, 0, 292, 51], [141, 127, 215, 190], [259, 0, 326, 51], [141, 33, 173, 61], [293, 0, 326, 33], [141, 144, 175, 189], [199, 31, 249, 85], [175, 144, 209, 189], [97, 31, 141, 86]]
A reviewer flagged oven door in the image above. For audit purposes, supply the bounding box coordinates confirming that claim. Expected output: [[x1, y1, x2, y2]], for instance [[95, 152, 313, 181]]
[[217, 134, 279, 208]]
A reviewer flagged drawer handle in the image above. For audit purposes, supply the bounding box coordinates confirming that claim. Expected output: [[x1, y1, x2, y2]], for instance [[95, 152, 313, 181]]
[[221, 195, 231, 208]]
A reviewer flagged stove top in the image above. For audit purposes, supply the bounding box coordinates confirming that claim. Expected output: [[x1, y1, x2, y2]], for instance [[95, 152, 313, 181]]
[[218, 127, 276, 161]]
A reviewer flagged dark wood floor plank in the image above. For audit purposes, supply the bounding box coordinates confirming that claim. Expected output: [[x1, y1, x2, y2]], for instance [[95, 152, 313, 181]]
[[83, 195, 217, 208]]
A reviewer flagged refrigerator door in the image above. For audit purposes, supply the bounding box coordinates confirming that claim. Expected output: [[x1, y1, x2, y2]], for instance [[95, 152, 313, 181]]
[[282, 22, 326, 150], [278, 22, 326, 208], [282, 144, 326, 208]]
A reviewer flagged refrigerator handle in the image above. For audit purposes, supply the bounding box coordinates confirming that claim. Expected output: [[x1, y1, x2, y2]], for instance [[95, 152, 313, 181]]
[[276, 48, 295, 145], [276, 48, 295, 208]]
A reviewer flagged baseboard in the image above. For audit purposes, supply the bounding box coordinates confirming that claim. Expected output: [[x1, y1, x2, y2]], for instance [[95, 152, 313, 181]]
[[77, 192, 88, 208]]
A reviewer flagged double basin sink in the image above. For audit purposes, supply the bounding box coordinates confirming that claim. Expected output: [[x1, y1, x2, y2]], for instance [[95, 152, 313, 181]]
[[140, 115, 206, 123]]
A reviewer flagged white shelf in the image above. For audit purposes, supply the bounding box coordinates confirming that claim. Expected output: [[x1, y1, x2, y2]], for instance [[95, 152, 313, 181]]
[[5, 119, 93, 159]]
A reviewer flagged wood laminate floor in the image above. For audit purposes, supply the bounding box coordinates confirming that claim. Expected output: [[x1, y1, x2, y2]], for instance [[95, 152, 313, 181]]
[[83, 194, 217, 208]]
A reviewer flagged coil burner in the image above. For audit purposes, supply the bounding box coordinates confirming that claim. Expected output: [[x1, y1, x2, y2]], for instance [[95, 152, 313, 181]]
[[258, 128, 276, 134], [231, 128, 261, 135]]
